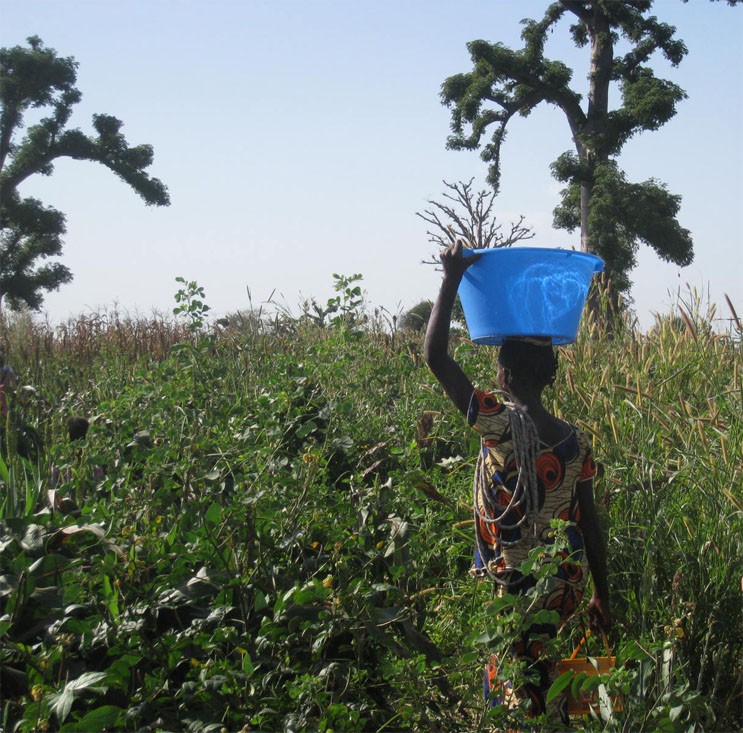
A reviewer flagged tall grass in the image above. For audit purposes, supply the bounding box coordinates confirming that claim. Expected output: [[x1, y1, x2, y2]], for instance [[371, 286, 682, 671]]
[[0, 288, 740, 732]]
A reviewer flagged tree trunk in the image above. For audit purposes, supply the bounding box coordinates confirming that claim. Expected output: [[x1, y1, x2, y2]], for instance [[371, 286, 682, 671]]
[[580, 180, 591, 253], [580, 7, 613, 255]]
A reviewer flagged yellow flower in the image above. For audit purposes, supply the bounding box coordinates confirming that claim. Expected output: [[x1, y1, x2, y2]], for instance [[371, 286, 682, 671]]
[[322, 575, 333, 589], [31, 684, 44, 702]]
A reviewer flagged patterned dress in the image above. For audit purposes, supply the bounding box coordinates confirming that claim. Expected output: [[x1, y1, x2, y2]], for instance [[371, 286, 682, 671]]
[[468, 389, 597, 717]]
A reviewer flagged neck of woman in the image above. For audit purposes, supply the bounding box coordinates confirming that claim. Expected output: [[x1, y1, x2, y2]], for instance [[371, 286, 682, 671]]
[[506, 388, 544, 415]]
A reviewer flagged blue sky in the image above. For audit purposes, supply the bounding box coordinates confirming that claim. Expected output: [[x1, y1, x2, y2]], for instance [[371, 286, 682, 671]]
[[3, 0, 742, 330]]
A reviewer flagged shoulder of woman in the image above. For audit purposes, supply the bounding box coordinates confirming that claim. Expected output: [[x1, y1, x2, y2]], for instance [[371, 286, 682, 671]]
[[469, 388, 507, 416], [468, 388, 510, 431], [572, 426, 598, 462]]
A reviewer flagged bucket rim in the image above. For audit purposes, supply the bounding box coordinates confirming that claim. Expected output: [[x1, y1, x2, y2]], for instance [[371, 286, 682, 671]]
[[472, 333, 576, 346], [463, 246, 604, 272]]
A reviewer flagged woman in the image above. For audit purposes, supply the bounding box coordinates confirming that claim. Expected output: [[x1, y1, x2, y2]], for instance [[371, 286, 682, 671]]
[[424, 241, 611, 722]]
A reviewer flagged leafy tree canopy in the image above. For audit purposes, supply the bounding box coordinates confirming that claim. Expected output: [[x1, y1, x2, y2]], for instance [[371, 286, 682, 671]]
[[438, 0, 735, 295], [0, 36, 169, 311]]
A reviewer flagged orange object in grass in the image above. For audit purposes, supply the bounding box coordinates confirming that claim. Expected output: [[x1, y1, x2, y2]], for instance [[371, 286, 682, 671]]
[[556, 629, 623, 717]]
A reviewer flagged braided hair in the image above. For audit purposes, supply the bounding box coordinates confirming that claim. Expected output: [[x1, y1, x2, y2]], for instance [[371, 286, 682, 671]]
[[498, 338, 558, 390]]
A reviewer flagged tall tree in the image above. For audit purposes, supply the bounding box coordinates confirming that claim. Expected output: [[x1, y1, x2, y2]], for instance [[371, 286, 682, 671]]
[[439, 0, 719, 295], [0, 36, 169, 311]]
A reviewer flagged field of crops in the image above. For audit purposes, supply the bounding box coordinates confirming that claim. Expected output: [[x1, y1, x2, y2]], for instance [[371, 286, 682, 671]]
[[0, 282, 740, 732]]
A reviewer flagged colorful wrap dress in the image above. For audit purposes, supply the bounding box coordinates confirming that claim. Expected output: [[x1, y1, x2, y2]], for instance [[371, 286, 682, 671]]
[[468, 388, 597, 717]]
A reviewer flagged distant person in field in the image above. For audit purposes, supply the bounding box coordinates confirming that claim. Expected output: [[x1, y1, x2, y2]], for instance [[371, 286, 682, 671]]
[[49, 416, 104, 513], [424, 240, 611, 724], [67, 415, 91, 443], [0, 344, 18, 417], [50, 416, 91, 492]]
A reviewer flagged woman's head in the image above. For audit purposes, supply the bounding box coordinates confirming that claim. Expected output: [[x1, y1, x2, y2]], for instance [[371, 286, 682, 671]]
[[497, 337, 558, 393]]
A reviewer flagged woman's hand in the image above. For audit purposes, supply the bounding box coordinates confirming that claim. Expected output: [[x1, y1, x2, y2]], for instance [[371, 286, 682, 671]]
[[588, 594, 612, 634], [439, 239, 480, 283]]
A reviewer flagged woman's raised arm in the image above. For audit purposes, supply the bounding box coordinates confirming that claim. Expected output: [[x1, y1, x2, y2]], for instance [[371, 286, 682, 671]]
[[424, 241, 480, 416]]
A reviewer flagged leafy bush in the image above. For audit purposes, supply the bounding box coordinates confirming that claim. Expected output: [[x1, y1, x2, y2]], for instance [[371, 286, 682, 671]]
[[0, 279, 740, 731]]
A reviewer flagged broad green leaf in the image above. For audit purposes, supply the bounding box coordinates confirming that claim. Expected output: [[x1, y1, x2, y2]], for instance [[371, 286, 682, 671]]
[[571, 671, 588, 701], [546, 670, 574, 703], [21, 524, 45, 553], [474, 630, 499, 645], [296, 420, 317, 439], [204, 502, 222, 525], [61, 705, 123, 731], [102, 575, 119, 620], [241, 650, 255, 676], [530, 608, 561, 626], [48, 673, 108, 724], [580, 674, 603, 694], [29, 554, 71, 575], [65, 671, 108, 691], [254, 590, 268, 611], [48, 689, 74, 722]]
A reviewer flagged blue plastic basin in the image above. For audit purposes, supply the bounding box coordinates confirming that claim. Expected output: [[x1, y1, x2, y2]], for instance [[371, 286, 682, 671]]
[[458, 247, 604, 345]]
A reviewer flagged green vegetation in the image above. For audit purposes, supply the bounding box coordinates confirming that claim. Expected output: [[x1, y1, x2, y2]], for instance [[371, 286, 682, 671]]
[[0, 36, 169, 312], [0, 280, 740, 731]]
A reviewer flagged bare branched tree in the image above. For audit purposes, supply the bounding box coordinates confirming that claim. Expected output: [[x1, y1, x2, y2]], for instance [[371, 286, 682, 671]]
[[417, 178, 534, 264]]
